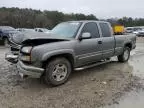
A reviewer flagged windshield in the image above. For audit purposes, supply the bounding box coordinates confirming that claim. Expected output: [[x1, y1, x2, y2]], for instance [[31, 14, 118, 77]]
[[51, 22, 81, 38]]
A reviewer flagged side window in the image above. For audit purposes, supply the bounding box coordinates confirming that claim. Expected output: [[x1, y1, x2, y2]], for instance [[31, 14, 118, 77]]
[[81, 22, 100, 38], [99, 23, 111, 37], [38, 29, 43, 32]]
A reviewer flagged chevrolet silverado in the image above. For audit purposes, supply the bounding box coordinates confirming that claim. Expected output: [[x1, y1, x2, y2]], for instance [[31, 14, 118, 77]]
[[6, 21, 136, 86]]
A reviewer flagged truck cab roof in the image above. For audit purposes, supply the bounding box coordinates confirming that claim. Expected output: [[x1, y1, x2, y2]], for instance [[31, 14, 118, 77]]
[[66, 20, 109, 24]]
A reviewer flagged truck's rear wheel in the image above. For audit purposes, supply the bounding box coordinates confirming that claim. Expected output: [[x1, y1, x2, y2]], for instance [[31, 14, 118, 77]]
[[118, 47, 130, 62], [44, 57, 72, 86]]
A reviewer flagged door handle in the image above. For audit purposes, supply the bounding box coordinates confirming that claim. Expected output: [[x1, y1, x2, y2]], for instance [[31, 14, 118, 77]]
[[98, 41, 102, 44]]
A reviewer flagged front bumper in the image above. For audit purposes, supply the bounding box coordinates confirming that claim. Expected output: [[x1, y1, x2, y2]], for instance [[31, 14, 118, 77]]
[[17, 61, 44, 78], [5, 52, 18, 64]]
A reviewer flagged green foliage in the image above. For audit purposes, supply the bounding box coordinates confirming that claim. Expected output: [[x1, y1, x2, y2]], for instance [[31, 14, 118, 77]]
[[0, 7, 98, 29], [118, 17, 144, 27], [107, 17, 144, 27], [1, 7, 143, 28]]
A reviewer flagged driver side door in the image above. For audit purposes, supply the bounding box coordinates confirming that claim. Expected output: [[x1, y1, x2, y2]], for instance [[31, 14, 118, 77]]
[[75, 22, 103, 67]]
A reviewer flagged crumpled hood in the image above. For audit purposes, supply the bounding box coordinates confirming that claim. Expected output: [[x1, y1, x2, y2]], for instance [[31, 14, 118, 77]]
[[11, 31, 71, 45]]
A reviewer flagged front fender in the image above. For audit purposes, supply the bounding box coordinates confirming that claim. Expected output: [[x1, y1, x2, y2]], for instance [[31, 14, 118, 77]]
[[41, 49, 75, 62]]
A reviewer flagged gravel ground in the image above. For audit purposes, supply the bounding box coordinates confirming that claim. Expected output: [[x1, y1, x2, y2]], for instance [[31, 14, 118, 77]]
[[0, 37, 144, 108]]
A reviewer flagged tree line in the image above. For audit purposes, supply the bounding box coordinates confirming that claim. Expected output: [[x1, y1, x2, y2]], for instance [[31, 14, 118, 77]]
[[0, 7, 144, 29], [0, 7, 97, 29]]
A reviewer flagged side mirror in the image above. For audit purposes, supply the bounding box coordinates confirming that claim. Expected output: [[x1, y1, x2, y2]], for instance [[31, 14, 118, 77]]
[[80, 32, 91, 40]]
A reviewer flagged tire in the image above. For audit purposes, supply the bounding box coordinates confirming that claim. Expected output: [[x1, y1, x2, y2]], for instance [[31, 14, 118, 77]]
[[44, 57, 72, 86], [118, 47, 130, 62]]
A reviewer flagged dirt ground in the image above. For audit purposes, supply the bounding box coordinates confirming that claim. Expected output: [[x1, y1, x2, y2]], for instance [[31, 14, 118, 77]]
[[0, 37, 144, 108]]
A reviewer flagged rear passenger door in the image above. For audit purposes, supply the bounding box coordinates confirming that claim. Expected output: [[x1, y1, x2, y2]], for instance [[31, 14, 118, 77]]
[[99, 23, 115, 59], [75, 22, 102, 66]]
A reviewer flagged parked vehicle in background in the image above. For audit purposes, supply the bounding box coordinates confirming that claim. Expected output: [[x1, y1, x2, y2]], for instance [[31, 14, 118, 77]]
[[133, 27, 142, 32], [133, 30, 141, 35], [16, 28, 35, 32], [0, 26, 19, 46], [125, 27, 134, 33], [7, 20, 136, 86], [5, 31, 49, 63], [112, 25, 125, 35], [35, 28, 50, 33], [126, 27, 143, 34], [136, 29, 144, 37], [132, 28, 142, 34]]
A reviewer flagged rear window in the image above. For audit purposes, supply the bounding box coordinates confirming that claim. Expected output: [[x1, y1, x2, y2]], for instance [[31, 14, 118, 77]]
[[99, 23, 111, 37]]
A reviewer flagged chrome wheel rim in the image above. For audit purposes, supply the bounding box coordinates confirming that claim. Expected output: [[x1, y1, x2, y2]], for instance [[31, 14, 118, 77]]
[[124, 49, 129, 60], [52, 64, 68, 81]]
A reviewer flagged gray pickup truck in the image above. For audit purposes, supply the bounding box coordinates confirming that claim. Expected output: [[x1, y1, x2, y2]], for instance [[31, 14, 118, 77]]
[[6, 21, 136, 86]]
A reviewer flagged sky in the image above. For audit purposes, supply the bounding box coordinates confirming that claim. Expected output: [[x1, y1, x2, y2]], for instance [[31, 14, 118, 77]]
[[0, 0, 144, 19]]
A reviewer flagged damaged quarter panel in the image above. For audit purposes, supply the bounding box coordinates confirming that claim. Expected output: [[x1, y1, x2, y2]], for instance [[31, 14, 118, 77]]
[[30, 40, 76, 67]]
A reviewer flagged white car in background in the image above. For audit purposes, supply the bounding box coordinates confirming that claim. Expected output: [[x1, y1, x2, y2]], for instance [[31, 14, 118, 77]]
[[133, 28, 142, 35], [16, 28, 35, 32], [125, 27, 134, 33], [35, 28, 50, 33], [133, 30, 141, 35], [136, 29, 144, 37]]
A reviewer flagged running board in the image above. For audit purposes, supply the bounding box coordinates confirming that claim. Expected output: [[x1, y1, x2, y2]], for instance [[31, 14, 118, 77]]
[[74, 60, 111, 71]]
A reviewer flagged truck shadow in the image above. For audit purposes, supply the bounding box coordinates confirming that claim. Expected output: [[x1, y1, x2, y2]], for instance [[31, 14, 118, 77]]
[[70, 61, 132, 82], [72, 61, 122, 77]]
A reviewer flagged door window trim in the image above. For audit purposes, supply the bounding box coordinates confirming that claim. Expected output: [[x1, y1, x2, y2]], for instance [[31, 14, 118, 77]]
[[98, 22, 112, 37], [80, 22, 101, 39]]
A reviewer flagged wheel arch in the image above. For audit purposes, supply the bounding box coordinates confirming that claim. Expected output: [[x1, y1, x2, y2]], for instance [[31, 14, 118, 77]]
[[42, 53, 75, 70], [2, 36, 8, 40], [124, 42, 132, 50]]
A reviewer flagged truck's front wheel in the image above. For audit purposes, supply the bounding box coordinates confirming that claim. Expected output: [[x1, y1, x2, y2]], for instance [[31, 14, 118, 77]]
[[118, 47, 130, 62], [44, 57, 72, 86]]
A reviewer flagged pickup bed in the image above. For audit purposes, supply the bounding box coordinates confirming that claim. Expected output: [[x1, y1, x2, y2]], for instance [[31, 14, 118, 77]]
[[6, 21, 136, 86]]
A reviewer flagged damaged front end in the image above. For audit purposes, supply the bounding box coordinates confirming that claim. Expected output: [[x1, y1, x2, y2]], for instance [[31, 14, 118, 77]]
[[5, 38, 21, 64], [5, 32, 70, 64], [5, 52, 18, 64], [17, 38, 70, 78]]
